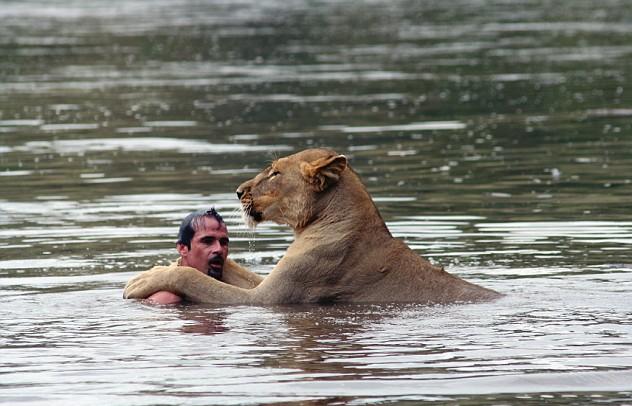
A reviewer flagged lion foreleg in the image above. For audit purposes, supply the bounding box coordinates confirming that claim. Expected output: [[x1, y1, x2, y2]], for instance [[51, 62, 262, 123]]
[[124, 266, 256, 305], [222, 258, 264, 289]]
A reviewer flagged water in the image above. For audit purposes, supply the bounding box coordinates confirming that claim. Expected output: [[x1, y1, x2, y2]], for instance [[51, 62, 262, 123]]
[[1, 0, 632, 404]]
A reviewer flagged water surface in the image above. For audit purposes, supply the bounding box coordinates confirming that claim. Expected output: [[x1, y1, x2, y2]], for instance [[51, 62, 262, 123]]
[[1, 0, 631, 404]]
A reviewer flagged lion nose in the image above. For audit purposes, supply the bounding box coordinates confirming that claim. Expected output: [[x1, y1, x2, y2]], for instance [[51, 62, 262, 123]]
[[236, 180, 252, 200]]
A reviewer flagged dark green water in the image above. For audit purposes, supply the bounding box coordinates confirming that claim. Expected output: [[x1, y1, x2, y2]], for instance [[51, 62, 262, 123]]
[[1, 1, 631, 404]]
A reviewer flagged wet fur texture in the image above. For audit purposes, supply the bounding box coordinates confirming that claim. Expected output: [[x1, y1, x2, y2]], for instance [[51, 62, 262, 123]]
[[124, 148, 501, 304]]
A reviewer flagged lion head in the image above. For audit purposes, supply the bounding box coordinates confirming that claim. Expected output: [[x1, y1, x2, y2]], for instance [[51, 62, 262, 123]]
[[236, 148, 348, 230]]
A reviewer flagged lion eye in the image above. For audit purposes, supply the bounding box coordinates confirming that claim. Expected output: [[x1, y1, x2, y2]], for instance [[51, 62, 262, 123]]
[[269, 170, 281, 178]]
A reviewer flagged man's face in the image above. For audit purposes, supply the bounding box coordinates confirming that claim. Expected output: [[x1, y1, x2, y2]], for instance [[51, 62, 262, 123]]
[[177, 216, 229, 279]]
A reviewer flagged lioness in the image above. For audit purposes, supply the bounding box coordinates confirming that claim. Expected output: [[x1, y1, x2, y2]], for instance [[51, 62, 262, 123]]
[[124, 148, 501, 304]]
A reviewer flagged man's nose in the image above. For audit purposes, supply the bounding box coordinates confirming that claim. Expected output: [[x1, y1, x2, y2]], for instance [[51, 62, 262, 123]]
[[211, 241, 223, 254]]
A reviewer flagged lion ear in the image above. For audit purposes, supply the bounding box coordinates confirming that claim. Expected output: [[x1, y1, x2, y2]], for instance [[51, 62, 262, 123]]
[[300, 154, 348, 192]]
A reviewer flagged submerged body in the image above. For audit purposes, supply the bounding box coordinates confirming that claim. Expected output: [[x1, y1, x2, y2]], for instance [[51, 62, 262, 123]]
[[124, 148, 500, 304]]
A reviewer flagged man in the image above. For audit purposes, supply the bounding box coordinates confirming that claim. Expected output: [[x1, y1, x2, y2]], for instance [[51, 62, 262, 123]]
[[143, 208, 262, 305]]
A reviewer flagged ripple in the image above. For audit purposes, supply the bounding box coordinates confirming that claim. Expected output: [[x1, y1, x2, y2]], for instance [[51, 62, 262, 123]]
[[82, 177, 133, 184], [483, 22, 632, 34], [320, 121, 466, 133], [0, 119, 44, 126], [490, 72, 566, 84], [0, 258, 95, 270], [11, 138, 292, 155], [0, 226, 175, 240], [224, 93, 406, 104], [0, 69, 420, 93], [142, 120, 197, 127], [476, 221, 632, 244], [40, 123, 100, 132], [586, 108, 632, 118], [0, 193, 245, 229], [0, 170, 32, 176], [115, 127, 152, 134]]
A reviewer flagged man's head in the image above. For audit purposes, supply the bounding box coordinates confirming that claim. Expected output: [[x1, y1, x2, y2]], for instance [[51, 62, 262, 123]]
[[176, 208, 229, 280]]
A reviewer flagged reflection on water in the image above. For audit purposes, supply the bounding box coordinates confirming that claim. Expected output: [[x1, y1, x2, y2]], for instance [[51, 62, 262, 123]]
[[1, 0, 632, 404]]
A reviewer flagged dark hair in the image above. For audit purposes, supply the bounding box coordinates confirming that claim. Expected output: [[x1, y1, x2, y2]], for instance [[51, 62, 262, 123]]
[[177, 208, 225, 249]]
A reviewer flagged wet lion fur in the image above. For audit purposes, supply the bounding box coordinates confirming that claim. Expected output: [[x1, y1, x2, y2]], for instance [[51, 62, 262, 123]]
[[124, 148, 501, 304]]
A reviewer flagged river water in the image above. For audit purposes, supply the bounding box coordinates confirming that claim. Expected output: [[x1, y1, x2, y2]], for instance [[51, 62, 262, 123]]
[[1, 0, 631, 404]]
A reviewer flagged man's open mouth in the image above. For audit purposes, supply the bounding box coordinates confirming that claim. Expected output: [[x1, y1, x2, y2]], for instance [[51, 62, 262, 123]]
[[208, 257, 224, 269], [207, 257, 224, 279]]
